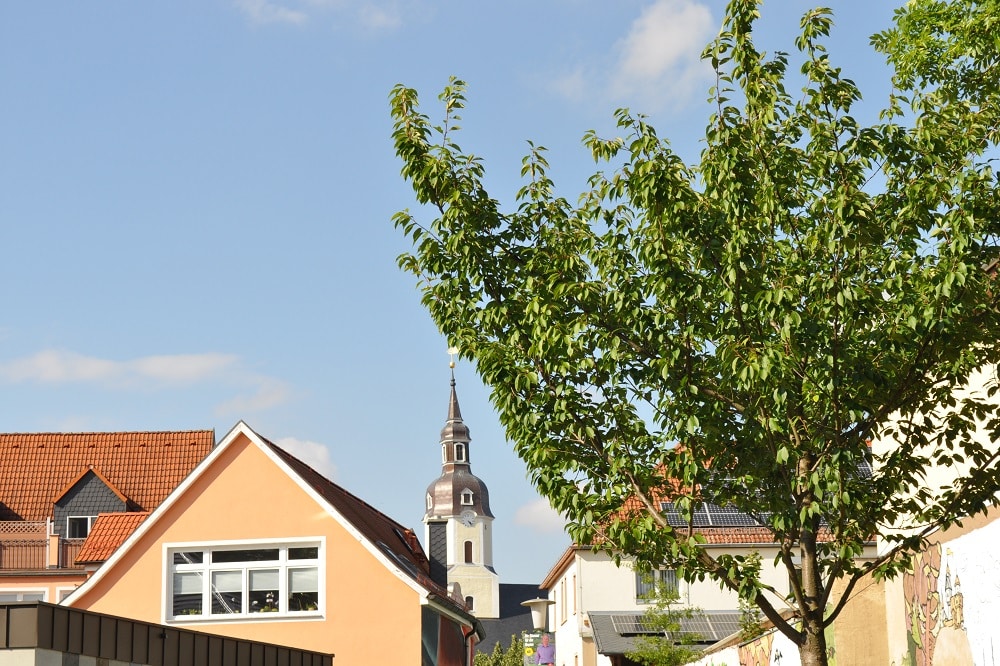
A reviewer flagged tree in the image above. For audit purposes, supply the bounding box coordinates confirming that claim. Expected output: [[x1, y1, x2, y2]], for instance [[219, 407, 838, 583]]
[[474, 635, 524, 666], [627, 573, 702, 666], [390, 2, 1000, 665]]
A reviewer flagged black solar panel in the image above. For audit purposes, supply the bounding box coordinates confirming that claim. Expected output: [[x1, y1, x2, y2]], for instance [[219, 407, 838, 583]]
[[606, 611, 743, 642], [659, 501, 765, 527]]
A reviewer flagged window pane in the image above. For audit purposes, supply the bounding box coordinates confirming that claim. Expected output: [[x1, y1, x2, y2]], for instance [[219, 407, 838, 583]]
[[173, 552, 203, 565], [67, 517, 90, 538], [173, 572, 203, 616], [289, 547, 318, 560], [211, 570, 243, 614], [288, 567, 318, 612], [212, 549, 279, 563], [249, 569, 280, 613], [0, 594, 18, 602]]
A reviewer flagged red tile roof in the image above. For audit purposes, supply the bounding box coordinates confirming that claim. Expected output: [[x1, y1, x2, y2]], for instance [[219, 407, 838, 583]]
[[75, 512, 150, 564], [0, 431, 214, 521]]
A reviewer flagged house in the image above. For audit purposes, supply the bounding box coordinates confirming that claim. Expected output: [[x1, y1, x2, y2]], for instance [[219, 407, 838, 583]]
[[539, 487, 878, 666], [0, 430, 214, 603], [63, 421, 483, 665]]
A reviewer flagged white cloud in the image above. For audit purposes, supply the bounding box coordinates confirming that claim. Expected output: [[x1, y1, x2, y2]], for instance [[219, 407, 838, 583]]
[[0, 349, 240, 385], [234, 0, 308, 25], [214, 377, 292, 415], [0, 348, 291, 415], [513, 497, 566, 534], [611, 0, 715, 111], [358, 3, 402, 31], [276, 436, 338, 480]]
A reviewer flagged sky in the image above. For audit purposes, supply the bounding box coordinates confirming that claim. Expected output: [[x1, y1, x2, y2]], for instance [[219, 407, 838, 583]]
[[0, 0, 901, 585]]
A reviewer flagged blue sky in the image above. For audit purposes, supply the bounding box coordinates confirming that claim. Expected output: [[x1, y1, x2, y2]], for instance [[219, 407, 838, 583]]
[[1, 0, 900, 584]]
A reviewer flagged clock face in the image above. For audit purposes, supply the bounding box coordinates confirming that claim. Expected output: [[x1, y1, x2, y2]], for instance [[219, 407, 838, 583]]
[[460, 510, 477, 527]]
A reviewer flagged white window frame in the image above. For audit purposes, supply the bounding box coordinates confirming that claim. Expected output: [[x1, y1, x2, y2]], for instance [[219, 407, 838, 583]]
[[455, 444, 466, 462], [460, 489, 474, 506], [66, 515, 97, 538], [635, 569, 679, 603], [0, 590, 46, 603], [165, 538, 324, 623]]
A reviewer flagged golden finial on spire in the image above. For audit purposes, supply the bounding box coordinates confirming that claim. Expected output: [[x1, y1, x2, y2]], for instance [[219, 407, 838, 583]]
[[447, 346, 459, 369]]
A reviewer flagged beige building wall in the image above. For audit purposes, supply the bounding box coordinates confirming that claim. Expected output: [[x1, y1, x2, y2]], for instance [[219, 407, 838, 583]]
[[66, 431, 424, 664]]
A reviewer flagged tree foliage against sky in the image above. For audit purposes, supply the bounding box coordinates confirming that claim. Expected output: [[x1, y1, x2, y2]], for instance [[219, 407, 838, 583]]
[[391, 1, 1000, 664]]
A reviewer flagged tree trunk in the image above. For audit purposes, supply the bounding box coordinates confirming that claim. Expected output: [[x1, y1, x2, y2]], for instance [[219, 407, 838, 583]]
[[797, 613, 829, 666]]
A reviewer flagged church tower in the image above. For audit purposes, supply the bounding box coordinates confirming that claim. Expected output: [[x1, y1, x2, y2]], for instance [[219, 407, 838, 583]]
[[423, 368, 500, 619]]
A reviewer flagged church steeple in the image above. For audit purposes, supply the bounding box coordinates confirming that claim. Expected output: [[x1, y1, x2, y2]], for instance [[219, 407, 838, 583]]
[[425, 370, 493, 520], [423, 359, 500, 618]]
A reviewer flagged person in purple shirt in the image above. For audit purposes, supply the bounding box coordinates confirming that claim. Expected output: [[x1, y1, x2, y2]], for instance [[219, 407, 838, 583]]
[[535, 633, 555, 665]]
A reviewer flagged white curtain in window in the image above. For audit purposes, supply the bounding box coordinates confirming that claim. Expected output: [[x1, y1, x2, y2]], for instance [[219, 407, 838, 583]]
[[174, 572, 203, 595], [288, 567, 318, 593], [250, 569, 279, 590], [212, 570, 242, 593]]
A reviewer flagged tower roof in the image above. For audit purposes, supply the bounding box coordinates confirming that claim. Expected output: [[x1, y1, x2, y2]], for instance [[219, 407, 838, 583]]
[[440, 372, 471, 444], [425, 372, 493, 519]]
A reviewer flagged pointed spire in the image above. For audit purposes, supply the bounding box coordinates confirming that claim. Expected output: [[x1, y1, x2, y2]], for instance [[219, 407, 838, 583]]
[[448, 368, 464, 422], [441, 368, 471, 445]]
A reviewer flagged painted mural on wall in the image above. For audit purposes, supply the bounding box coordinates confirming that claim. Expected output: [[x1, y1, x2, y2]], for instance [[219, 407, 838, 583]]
[[734, 624, 835, 666], [900, 517, 999, 665]]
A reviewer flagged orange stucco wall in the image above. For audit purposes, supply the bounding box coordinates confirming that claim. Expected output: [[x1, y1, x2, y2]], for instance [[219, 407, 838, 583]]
[[68, 432, 424, 664]]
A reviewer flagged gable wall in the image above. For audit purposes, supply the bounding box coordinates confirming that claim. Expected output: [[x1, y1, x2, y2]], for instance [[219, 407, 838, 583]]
[[53, 472, 127, 536], [67, 431, 423, 663]]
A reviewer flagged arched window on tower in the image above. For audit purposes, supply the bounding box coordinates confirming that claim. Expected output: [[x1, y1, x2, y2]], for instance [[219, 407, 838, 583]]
[[464, 540, 473, 563], [455, 444, 466, 461], [465, 595, 474, 610], [426, 493, 432, 510], [441, 444, 447, 463]]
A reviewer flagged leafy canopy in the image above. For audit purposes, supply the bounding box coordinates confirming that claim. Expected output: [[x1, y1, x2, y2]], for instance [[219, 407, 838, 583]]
[[391, 0, 1000, 657]]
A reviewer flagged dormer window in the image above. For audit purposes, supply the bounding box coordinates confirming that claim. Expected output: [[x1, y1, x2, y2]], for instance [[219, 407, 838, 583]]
[[455, 444, 466, 462], [460, 489, 474, 506], [426, 493, 433, 510], [67, 516, 97, 538]]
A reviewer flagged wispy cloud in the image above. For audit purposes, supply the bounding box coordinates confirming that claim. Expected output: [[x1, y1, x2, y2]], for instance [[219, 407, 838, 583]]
[[0, 349, 292, 415], [0, 349, 239, 385], [276, 436, 338, 481], [357, 2, 402, 31], [513, 497, 566, 534], [214, 376, 292, 415], [234, 0, 308, 25], [610, 0, 715, 111], [233, 0, 404, 32]]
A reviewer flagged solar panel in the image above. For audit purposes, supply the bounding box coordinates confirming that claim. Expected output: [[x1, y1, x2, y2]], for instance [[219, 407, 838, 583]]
[[608, 611, 743, 642], [609, 613, 659, 635], [659, 502, 764, 528]]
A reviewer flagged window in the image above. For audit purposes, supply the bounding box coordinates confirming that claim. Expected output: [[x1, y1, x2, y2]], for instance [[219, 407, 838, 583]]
[[465, 595, 474, 610], [426, 493, 433, 510], [168, 541, 321, 620], [67, 516, 97, 538], [0, 591, 45, 602], [464, 540, 473, 563], [635, 569, 678, 602], [455, 444, 466, 462], [460, 489, 473, 506], [560, 579, 567, 623]]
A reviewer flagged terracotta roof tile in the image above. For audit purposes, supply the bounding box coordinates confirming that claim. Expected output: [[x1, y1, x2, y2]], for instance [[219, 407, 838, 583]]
[[75, 512, 150, 564], [0, 430, 214, 521]]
